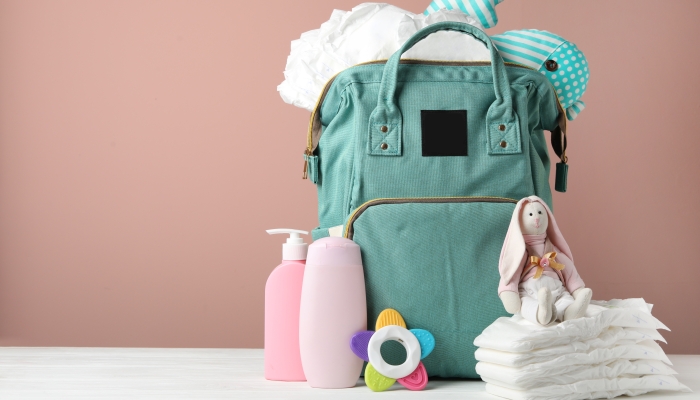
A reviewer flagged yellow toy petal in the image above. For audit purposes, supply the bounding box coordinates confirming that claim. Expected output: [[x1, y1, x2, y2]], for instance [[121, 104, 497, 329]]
[[365, 363, 396, 392], [376, 308, 406, 330]]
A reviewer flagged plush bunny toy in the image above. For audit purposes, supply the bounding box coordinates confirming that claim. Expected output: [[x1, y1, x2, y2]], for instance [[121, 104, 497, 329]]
[[498, 196, 592, 326]]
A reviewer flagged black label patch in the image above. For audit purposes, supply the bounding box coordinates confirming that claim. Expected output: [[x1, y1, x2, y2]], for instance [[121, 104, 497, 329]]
[[421, 110, 468, 157]]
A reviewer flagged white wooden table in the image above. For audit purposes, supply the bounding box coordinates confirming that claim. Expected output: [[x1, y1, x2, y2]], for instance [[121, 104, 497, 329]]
[[0, 348, 696, 399]]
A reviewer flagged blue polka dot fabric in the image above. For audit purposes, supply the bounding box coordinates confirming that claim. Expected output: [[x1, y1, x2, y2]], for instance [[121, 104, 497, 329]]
[[546, 42, 589, 113], [492, 30, 589, 120]]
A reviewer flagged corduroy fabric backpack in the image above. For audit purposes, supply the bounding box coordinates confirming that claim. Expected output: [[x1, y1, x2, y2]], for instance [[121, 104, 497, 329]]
[[302, 22, 568, 378]]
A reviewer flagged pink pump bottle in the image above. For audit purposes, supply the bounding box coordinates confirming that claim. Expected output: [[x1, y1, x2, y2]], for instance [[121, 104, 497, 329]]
[[264, 229, 308, 381]]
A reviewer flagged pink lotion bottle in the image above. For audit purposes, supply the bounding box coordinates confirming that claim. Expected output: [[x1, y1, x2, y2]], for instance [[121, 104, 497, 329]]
[[299, 237, 366, 388], [264, 229, 309, 381]]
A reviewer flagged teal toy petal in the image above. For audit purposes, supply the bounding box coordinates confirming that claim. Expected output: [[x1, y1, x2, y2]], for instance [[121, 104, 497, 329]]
[[410, 329, 435, 359]]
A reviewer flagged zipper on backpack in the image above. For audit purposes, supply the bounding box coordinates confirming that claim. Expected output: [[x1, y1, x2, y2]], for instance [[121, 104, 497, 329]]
[[343, 196, 517, 239]]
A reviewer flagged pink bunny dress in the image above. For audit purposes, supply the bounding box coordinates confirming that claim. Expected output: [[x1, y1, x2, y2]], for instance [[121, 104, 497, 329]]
[[498, 196, 586, 325]]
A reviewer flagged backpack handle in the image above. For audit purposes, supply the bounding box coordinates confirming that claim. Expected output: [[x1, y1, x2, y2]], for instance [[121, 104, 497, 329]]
[[368, 21, 519, 156]]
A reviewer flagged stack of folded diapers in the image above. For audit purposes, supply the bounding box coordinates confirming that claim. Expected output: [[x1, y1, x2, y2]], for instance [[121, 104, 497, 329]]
[[473, 299, 690, 400]]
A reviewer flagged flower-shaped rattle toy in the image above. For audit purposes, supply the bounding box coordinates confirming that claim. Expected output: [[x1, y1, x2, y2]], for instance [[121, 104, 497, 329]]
[[350, 309, 435, 391]]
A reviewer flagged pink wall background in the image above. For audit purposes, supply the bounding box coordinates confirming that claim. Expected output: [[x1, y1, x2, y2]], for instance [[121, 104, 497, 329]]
[[0, 0, 698, 353]]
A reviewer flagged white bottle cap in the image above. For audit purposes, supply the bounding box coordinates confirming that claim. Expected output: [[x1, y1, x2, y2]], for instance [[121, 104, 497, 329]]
[[266, 229, 309, 261]]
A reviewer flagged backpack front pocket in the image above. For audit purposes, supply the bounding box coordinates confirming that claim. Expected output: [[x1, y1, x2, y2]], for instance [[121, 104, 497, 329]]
[[345, 197, 516, 378]]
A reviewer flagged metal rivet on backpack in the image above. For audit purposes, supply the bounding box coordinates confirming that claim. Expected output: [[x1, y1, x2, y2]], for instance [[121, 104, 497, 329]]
[[380, 143, 388, 150], [545, 59, 558, 72], [498, 124, 506, 131], [500, 140, 507, 148], [380, 125, 388, 133]]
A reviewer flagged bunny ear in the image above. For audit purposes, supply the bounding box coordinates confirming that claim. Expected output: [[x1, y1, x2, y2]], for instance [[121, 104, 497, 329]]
[[498, 197, 529, 290], [566, 100, 585, 121], [532, 196, 574, 262]]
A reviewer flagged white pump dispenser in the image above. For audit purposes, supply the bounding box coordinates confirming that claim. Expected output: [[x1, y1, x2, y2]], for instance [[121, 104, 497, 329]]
[[266, 229, 309, 261]]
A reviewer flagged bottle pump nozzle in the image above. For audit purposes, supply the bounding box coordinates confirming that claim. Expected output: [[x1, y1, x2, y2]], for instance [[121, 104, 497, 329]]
[[267, 229, 309, 261]]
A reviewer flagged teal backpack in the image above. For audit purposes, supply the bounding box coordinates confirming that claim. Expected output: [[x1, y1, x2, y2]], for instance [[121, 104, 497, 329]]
[[302, 22, 568, 378]]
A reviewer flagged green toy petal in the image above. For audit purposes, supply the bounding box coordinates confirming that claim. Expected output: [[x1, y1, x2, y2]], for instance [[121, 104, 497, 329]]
[[365, 363, 395, 392]]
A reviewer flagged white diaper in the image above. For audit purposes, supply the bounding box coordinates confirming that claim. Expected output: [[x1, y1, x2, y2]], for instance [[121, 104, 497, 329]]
[[473, 299, 690, 399], [278, 4, 489, 111], [518, 275, 574, 324]]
